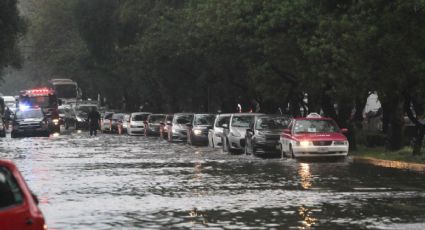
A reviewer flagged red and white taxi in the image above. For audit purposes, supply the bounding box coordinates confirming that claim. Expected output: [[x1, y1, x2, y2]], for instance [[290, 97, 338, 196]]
[[0, 160, 46, 230], [279, 113, 349, 158]]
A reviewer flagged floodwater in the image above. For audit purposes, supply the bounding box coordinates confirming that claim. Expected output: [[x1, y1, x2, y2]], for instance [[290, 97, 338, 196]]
[[1, 131, 425, 229]]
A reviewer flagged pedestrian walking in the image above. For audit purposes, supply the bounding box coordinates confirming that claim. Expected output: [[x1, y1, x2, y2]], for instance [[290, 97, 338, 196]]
[[88, 107, 101, 136]]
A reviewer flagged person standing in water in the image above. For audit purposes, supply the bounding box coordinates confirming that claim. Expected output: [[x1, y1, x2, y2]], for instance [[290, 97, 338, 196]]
[[88, 107, 101, 136]]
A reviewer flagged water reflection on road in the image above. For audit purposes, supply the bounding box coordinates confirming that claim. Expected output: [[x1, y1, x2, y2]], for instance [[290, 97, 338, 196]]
[[1, 132, 424, 229]]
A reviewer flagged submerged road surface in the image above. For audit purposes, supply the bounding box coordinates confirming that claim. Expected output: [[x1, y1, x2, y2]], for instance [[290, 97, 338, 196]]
[[1, 132, 425, 229]]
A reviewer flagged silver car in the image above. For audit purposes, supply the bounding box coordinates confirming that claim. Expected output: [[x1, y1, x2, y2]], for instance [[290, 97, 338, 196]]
[[222, 113, 264, 153], [208, 113, 231, 148], [171, 113, 194, 142]]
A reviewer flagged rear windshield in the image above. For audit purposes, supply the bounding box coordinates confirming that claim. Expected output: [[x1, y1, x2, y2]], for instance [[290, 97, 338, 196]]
[[132, 114, 149, 121], [294, 119, 340, 133], [112, 114, 125, 120], [0, 167, 24, 210], [256, 116, 290, 130], [194, 114, 215, 126], [148, 115, 165, 123], [231, 116, 254, 128]]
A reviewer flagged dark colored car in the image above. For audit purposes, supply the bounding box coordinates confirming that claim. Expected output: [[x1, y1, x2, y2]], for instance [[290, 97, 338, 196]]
[[245, 115, 291, 156], [0, 159, 46, 230], [171, 113, 194, 142], [146, 114, 166, 136], [188, 114, 216, 146], [11, 108, 50, 138]]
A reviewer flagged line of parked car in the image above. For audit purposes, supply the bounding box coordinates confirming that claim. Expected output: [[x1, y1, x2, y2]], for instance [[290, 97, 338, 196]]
[[100, 111, 350, 158]]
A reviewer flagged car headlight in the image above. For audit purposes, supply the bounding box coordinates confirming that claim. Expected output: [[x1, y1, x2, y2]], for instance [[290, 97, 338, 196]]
[[334, 141, 348, 145], [298, 141, 312, 147], [76, 117, 83, 122], [52, 119, 59, 125], [193, 129, 202, 135]]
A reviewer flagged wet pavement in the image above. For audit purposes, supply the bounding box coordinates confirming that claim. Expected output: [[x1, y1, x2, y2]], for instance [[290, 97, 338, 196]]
[[1, 131, 425, 229]]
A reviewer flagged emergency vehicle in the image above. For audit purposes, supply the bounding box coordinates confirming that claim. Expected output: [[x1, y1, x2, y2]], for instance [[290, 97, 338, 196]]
[[18, 88, 61, 133]]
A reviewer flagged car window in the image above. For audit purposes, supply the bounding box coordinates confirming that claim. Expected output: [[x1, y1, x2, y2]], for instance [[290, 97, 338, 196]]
[[132, 114, 149, 121], [216, 116, 230, 127], [0, 167, 24, 210], [294, 119, 340, 133], [255, 117, 290, 130], [175, 115, 193, 124], [231, 116, 253, 128], [148, 115, 165, 123], [194, 114, 215, 126]]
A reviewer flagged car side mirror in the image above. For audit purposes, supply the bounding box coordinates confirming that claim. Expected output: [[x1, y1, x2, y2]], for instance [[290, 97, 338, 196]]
[[283, 129, 290, 134], [222, 123, 229, 129], [341, 128, 348, 133]]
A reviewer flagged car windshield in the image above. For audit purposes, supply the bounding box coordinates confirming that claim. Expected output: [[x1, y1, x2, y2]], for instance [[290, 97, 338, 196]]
[[16, 109, 43, 119], [149, 115, 165, 123], [256, 117, 289, 130], [194, 114, 215, 126], [231, 116, 253, 128], [132, 114, 149, 121], [0, 167, 24, 209], [294, 119, 340, 133], [175, 114, 193, 124]]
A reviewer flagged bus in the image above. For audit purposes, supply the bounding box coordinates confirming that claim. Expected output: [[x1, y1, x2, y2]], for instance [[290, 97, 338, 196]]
[[48, 79, 81, 104], [18, 88, 61, 132]]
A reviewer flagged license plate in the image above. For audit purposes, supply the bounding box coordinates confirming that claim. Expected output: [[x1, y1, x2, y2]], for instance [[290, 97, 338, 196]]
[[317, 147, 328, 153]]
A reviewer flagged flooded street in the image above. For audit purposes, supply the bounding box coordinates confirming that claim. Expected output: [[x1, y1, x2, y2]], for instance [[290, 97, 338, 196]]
[[1, 132, 425, 229]]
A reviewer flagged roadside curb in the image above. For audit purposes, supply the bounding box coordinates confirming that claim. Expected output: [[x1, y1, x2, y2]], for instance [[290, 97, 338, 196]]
[[353, 156, 425, 172]]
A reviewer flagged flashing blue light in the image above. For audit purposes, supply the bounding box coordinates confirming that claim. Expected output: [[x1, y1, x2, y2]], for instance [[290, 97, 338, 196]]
[[19, 104, 30, 111]]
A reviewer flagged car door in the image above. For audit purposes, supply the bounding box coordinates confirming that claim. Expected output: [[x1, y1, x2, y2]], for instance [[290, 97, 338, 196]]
[[281, 121, 294, 152], [0, 167, 33, 230]]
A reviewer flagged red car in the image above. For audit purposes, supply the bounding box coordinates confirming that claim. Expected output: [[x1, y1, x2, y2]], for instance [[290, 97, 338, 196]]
[[279, 113, 349, 158], [0, 160, 46, 230]]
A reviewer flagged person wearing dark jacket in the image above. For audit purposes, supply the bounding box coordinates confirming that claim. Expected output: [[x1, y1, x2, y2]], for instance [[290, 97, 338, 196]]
[[88, 107, 101, 136]]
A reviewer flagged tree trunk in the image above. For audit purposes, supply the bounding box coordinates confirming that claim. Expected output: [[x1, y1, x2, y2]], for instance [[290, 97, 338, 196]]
[[386, 98, 404, 151]]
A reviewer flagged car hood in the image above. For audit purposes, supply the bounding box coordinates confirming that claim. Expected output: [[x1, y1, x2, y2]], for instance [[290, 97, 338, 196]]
[[231, 127, 249, 137], [173, 124, 188, 130], [293, 132, 347, 141], [257, 130, 282, 135], [130, 121, 144, 125], [17, 118, 43, 123]]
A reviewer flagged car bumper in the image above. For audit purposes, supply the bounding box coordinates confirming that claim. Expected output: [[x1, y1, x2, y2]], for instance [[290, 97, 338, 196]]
[[191, 134, 209, 145], [229, 137, 244, 150], [13, 128, 49, 136], [254, 141, 280, 154], [292, 145, 349, 157], [128, 128, 145, 135]]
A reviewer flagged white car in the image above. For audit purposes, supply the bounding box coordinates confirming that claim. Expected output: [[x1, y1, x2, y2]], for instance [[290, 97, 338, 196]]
[[127, 112, 151, 135], [222, 113, 264, 153], [208, 113, 231, 148], [2, 96, 17, 113]]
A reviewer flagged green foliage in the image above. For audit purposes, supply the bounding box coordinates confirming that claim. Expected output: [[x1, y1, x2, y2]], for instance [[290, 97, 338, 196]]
[[0, 0, 26, 75]]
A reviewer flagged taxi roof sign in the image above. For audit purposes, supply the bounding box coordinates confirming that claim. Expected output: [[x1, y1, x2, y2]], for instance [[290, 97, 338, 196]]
[[306, 113, 321, 118]]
